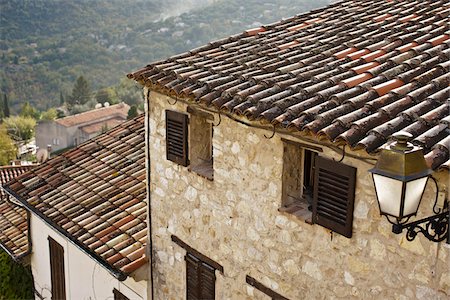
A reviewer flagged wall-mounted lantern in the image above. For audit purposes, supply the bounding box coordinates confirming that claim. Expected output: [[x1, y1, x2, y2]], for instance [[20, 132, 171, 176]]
[[369, 132, 449, 243]]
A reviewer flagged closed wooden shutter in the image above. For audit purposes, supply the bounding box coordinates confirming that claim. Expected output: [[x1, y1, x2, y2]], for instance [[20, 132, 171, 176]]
[[48, 237, 66, 300], [186, 253, 216, 300], [312, 156, 356, 238], [166, 110, 189, 166], [199, 262, 216, 300]]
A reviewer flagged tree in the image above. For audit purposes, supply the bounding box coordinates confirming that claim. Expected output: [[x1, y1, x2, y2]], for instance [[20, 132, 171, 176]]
[[4, 116, 36, 143], [0, 125, 16, 165], [127, 105, 138, 120], [20, 102, 40, 120], [95, 88, 118, 105], [59, 91, 65, 106], [3, 94, 10, 118], [41, 108, 57, 121], [68, 76, 91, 106]]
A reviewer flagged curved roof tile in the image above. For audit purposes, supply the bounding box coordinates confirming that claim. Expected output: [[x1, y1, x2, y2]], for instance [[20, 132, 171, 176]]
[[130, 0, 449, 170]]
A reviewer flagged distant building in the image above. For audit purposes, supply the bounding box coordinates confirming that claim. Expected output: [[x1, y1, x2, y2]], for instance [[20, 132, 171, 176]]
[[35, 103, 129, 152]]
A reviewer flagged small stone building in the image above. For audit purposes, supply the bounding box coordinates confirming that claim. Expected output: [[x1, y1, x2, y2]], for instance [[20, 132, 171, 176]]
[[36, 103, 129, 152], [129, 0, 449, 299]]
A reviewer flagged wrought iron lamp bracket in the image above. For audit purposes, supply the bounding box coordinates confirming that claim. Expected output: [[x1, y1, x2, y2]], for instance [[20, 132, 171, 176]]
[[390, 201, 449, 244]]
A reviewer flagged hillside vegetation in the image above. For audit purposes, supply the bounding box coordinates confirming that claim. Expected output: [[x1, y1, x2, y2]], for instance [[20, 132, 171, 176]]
[[1, 0, 327, 112]]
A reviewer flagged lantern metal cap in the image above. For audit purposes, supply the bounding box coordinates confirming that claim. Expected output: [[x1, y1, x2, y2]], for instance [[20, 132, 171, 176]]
[[369, 131, 432, 181]]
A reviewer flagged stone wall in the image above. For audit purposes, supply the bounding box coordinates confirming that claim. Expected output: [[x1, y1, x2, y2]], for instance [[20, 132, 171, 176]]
[[147, 90, 449, 300]]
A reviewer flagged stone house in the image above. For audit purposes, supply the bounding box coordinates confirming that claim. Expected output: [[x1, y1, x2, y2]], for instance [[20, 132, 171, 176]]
[[129, 0, 449, 299], [35, 102, 130, 152], [3, 115, 148, 300]]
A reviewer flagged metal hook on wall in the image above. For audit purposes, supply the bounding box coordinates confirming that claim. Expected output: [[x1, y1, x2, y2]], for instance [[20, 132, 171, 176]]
[[213, 113, 222, 127], [167, 95, 178, 105], [264, 125, 276, 139]]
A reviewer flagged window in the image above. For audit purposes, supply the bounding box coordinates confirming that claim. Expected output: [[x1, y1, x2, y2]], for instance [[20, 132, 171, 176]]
[[280, 139, 357, 238], [187, 107, 213, 180], [165, 108, 213, 180], [171, 235, 223, 300], [113, 289, 129, 300], [279, 140, 319, 220], [48, 237, 66, 300], [186, 253, 216, 300]]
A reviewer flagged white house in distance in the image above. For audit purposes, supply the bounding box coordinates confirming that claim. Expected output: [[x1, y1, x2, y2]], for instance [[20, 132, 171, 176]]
[[35, 102, 130, 152], [4, 115, 148, 300]]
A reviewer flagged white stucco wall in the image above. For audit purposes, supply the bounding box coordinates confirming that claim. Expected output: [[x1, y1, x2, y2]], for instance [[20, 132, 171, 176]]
[[30, 215, 147, 300]]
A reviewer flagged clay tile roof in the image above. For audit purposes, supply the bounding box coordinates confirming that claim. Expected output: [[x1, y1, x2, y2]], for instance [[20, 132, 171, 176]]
[[55, 103, 130, 127], [0, 165, 36, 260], [4, 115, 147, 279], [129, 0, 450, 170]]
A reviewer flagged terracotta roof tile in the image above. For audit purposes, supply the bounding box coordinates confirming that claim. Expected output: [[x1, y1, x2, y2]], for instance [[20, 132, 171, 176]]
[[0, 165, 36, 260], [130, 0, 450, 170], [55, 103, 129, 127], [4, 115, 147, 278]]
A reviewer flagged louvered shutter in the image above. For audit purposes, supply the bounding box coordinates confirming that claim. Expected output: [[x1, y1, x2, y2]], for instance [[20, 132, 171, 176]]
[[312, 156, 356, 238], [199, 262, 216, 300], [186, 253, 200, 300], [49, 237, 66, 300], [186, 253, 216, 300], [166, 110, 189, 166]]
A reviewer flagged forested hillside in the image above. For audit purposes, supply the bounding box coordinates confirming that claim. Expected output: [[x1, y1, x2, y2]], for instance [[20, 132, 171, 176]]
[[1, 0, 327, 112]]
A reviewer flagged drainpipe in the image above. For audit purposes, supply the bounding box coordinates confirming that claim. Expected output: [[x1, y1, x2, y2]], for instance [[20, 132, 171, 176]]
[[145, 89, 155, 300]]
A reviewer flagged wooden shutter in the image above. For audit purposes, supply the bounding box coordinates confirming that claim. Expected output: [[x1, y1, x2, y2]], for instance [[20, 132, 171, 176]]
[[113, 288, 130, 300], [166, 110, 189, 166], [312, 156, 356, 238], [199, 262, 216, 300], [186, 254, 200, 300], [48, 237, 66, 300], [186, 253, 216, 300]]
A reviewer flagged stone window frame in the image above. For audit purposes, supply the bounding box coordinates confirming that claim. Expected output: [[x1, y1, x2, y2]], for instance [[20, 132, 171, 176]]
[[246, 275, 289, 300], [186, 106, 214, 181], [278, 138, 322, 223]]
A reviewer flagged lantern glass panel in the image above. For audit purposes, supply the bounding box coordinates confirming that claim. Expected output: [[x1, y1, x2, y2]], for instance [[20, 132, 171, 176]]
[[404, 177, 428, 216], [373, 174, 403, 217]]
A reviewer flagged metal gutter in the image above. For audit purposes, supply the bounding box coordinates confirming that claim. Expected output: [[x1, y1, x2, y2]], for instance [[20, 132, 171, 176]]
[[3, 187, 128, 281]]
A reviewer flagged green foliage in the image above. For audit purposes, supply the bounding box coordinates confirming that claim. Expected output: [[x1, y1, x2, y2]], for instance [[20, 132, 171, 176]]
[[59, 91, 65, 105], [114, 78, 142, 106], [0, 250, 34, 300], [68, 76, 91, 107], [56, 108, 66, 119], [1, 0, 327, 112], [19, 102, 40, 120], [0, 125, 17, 165], [4, 116, 36, 143], [127, 105, 138, 120], [3, 94, 10, 118], [95, 88, 118, 105], [40, 108, 57, 121]]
